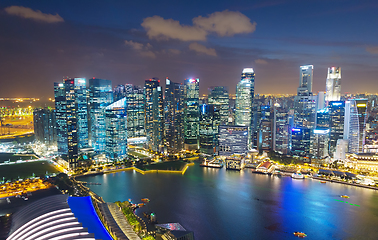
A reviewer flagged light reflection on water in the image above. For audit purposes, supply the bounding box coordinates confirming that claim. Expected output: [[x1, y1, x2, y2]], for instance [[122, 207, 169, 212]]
[[80, 164, 378, 240]]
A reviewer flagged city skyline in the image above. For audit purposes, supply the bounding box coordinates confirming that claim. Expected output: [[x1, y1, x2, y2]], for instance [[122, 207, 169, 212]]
[[0, 0, 377, 98]]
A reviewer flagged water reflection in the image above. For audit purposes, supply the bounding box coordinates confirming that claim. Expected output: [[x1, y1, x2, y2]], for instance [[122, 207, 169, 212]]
[[80, 164, 378, 240]]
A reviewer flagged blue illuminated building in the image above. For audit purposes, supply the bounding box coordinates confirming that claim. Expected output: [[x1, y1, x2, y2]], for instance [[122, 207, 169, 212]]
[[88, 78, 113, 153], [328, 101, 345, 155], [105, 98, 127, 161], [291, 127, 311, 158], [54, 78, 89, 169]]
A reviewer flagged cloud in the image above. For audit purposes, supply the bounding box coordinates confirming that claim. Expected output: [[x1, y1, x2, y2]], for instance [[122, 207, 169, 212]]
[[193, 10, 256, 37], [140, 51, 156, 58], [168, 49, 181, 55], [141, 16, 207, 41], [189, 43, 217, 56], [4, 6, 64, 23], [255, 59, 268, 64], [141, 10, 255, 41], [366, 46, 378, 54], [125, 40, 155, 58]]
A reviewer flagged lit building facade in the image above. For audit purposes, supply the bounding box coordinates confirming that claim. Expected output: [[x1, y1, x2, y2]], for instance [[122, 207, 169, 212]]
[[105, 98, 127, 161], [345, 153, 378, 172], [235, 68, 255, 145], [33, 108, 56, 146], [312, 129, 329, 158], [199, 104, 220, 155], [125, 84, 145, 139], [329, 101, 345, 155], [297, 65, 313, 96], [291, 127, 311, 158], [54, 82, 67, 155], [184, 78, 200, 150], [208, 86, 229, 125], [344, 99, 368, 153], [273, 107, 290, 154], [88, 78, 113, 153], [218, 125, 248, 156], [325, 67, 341, 102], [145, 78, 164, 152], [164, 78, 184, 153], [54, 78, 89, 169]]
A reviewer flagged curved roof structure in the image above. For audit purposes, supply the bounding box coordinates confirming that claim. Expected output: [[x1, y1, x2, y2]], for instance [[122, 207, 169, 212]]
[[7, 194, 112, 240]]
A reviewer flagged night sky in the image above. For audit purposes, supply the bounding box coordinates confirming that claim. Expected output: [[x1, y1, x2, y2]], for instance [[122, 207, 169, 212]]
[[0, 0, 377, 98]]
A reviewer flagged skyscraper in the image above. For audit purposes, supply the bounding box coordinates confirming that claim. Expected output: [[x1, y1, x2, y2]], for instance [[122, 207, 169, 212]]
[[325, 67, 341, 102], [33, 108, 56, 146], [184, 78, 200, 150], [218, 126, 248, 156], [54, 82, 67, 155], [208, 86, 229, 125], [88, 78, 113, 153], [297, 65, 313, 96], [164, 78, 184, 154], [344, 99, 368, 153], [125, 84, 145, 139], [144, 78, 164, 152], [273, 105, 290, 154], [199, 104, 220, 155], [105, 98, 127, 161], [54, 78, 89, 169], [328, 101, 345, 156], [235, 68, 255, 146]]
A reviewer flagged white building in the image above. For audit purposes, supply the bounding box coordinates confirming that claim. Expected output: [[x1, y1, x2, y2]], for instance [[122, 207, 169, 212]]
[[325, 67, 341, 102]]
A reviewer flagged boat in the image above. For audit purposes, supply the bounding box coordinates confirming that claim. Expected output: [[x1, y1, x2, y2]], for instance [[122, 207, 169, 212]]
[[293, 232, 307, 238], [340, 195, 350, 198], [141, 198, 150, 202], [320, 181, 326, 184], [291, 173, 305, 179]]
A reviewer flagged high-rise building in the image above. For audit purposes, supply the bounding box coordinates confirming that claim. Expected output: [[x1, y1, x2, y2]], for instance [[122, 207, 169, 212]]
[[328, 101, 345, 155], [144, 78, 164, 152], [113, 84, 126, 102], [344, 99, 368, 153], [208, 86, 229, 125], [218, 126, 248, 156], [54, 78, 89, 169], [54, 82, 67, 155], [105, 98, 127, 161], [184, 78, 200, 150], [325, 67, 341, 102], [199, 104, 220, 155], [297, 65, 313, 96], [125, 84, 145, 139], [312, 129, 330, 158], [260, 119, 272, 151], [291, 127, 311, 158], [235, 68, 255, 146], [164, 78, 184, 154], [88, 78, 113, 153], [33, 108, 56, 146], [273, 106, 290, 154]]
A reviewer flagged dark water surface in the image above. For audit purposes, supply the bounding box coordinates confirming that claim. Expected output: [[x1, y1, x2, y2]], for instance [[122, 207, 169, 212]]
[[79, 164, 378, 240]]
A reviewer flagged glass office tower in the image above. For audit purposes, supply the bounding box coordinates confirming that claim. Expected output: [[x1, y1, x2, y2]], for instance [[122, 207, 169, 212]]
[[54, 82, 67, 155], [235, 68, 255, 145], [328, 101, 345, 155], [297, 65, 313, 96], [199, 104, 220, 155], [164, 78, 184, 154], [105, 98, 127, 161], [88, 78, 113, 153], [325, 67, 341, 102], [125, 84, 145, 139], [208, 86, 229, 125], [145, 79, 164, 152], [184, 78, 200, 150], [344, 99, 368, 153]]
